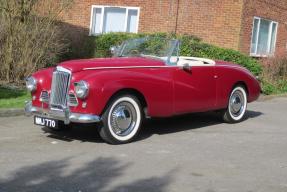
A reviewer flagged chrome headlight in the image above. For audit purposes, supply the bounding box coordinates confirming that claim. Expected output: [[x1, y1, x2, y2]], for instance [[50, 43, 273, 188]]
[[74, 81, 89, 99], [25, 76, 37, 92]]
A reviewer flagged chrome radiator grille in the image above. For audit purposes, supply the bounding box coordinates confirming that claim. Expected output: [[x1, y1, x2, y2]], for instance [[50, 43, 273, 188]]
[[49, 69, 71, 109]]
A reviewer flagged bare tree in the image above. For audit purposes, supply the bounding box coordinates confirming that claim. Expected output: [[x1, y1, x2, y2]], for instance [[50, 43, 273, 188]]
[[0, 0, 72, 83]]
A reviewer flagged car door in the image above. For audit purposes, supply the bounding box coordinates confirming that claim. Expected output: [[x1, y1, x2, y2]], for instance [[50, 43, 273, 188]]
[[173, 65, 217, 114]]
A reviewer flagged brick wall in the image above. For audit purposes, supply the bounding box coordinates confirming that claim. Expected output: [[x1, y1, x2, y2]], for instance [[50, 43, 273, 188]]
[[59, 0, 287, 57], [60, 0, 243, 50], [60, 0, 245, 49], [60, 0, 179, 35], [239, 0, 287, 56], [176, 0, 243, 50]]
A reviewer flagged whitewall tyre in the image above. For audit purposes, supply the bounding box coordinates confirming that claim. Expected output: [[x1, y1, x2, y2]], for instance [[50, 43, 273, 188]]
[[222, 86, 247, 123], [99, 95, 142, 144]]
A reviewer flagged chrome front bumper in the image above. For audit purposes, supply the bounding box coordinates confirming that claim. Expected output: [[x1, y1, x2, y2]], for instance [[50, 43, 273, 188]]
[[25, 101, 101, 124]]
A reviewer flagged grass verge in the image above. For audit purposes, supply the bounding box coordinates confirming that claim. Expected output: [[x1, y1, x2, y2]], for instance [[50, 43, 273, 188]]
[[0, 86, 30, 108]]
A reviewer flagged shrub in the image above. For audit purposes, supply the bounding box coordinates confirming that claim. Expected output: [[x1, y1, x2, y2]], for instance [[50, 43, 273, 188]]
[[261, 56, 287, 94], [178, 35, 262, 76], [72, 33, 262, 76]]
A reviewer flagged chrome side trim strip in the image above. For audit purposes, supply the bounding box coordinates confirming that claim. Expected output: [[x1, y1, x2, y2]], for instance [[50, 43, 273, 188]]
[[83, 63, 215, 71], [83, 66, 175, 70]]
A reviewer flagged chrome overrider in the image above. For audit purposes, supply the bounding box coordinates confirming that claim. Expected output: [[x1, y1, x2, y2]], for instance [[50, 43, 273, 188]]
[[24, 101, 101, 124]]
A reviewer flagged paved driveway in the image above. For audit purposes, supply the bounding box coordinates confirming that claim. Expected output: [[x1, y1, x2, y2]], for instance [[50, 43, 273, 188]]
[[0, 97, 287, 192]]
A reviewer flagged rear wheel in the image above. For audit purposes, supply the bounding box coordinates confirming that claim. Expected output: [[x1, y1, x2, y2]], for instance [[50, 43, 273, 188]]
[[222, 86, 247, 123], [99, 95, 142, 144]]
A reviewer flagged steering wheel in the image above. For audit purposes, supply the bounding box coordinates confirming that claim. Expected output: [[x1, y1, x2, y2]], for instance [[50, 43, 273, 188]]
[[129, 49, 139, 55]]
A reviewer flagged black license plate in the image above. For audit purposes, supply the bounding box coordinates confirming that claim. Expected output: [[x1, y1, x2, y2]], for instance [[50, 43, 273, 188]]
[[34, 116, 58, 128]]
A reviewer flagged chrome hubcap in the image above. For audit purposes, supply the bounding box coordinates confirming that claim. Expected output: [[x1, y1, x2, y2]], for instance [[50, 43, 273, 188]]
[[230, 90, 245, 117], [110, 101, 137, 136]]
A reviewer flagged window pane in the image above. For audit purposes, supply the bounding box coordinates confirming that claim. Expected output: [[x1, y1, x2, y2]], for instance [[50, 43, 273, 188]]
[[103, 7, 126, 33], [91, 8, 102, 35], [251, 18, 259, 54], [257, 19, 270, 55], [127, 9, 138, 33], [270, 22, 277, 54]]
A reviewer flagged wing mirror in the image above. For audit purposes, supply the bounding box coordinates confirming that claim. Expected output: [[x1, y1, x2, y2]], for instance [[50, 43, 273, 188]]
[[110, 46, 119, 57], [181, 63, 192, 72]]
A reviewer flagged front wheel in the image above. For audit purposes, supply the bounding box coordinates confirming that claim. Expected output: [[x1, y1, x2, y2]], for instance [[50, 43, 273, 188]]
[[99, 95, 142, 144], [222, 86, 247, 123]]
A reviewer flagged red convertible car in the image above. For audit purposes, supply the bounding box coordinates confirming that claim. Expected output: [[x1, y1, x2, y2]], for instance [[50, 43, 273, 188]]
[[25, 37, 260, 144]]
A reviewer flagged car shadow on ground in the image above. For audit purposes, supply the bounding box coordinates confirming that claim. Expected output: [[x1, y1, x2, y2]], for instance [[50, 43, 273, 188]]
[[42, 123, 105, 143], [137, 110, 263, 141], [42, 110, 263, 143], [0, 156, 175, 192]]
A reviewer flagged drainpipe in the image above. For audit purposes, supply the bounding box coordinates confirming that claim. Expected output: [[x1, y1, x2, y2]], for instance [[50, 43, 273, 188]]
[[174, 0, 180, 34]]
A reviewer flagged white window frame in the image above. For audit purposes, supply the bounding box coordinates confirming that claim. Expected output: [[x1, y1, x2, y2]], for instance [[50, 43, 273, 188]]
[[89, 5, 140, 35], [250, 16, 278, 57]]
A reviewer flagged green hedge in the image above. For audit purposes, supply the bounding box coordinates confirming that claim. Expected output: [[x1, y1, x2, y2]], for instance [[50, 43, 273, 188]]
[[66, 32, 262, 76], [179, 35, 262, 76]]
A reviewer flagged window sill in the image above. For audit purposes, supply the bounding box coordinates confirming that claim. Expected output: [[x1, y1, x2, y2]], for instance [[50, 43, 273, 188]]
[[89, 33, 101, 36], [250, 54, 274, 58], [89, 32, 138, 36]]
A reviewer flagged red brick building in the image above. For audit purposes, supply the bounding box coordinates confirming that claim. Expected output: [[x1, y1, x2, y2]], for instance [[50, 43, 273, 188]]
[[60, 0, 287, 57]]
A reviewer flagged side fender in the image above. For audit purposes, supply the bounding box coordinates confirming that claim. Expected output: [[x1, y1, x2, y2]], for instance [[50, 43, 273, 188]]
[[215, 66, 261, 109], [70, 69, 174, 117]]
